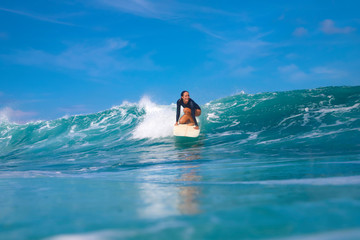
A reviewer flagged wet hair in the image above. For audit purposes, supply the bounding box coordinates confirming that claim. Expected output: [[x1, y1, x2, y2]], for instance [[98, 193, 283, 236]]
[[181, 90, 189, 97]]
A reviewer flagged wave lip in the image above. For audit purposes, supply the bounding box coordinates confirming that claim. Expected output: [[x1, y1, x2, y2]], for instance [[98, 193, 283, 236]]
[[131, 96, 175, 139]]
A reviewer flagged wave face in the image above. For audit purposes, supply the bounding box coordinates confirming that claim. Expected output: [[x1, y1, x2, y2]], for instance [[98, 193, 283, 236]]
[[1, 86, 360, 171], [1, 86, 360, 240], [203, 86, 360, 157]]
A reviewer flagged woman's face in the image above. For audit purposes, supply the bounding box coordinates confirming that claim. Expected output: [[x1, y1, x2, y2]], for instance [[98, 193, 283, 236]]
[[182, 92, 190, 103]]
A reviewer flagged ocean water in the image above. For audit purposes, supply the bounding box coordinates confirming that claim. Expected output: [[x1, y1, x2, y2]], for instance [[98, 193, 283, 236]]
[[1, 86, 360, 240]]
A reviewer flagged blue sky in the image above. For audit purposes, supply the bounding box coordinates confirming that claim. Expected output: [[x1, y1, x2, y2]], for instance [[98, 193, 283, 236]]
[[1, 0, 359, 122]]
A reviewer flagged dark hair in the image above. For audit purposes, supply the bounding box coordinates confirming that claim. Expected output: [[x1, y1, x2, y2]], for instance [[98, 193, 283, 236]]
[[181, 90, 188, 97]]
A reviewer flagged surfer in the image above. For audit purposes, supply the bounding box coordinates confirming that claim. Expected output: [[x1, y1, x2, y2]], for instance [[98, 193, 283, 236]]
[[175, 91, 201, 129]]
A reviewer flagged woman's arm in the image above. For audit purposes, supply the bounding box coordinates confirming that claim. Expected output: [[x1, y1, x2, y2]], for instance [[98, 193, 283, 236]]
[[175, 99, 181, 123]]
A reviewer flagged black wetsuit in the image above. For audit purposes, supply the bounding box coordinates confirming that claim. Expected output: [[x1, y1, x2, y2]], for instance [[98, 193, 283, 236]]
[[176, 98, 201, 126]]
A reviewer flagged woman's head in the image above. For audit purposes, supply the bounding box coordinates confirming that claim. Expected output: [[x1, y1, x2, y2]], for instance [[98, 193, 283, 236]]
[[181, 91, 190, 103], [181, 90, 188, 97]]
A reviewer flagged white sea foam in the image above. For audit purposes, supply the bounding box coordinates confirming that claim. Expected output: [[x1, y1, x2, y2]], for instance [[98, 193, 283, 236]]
[[302, 112, 310, 126], [37, 122, 53, 132], [317, 103, 360, 114], [229, 120, 240, 127], [65, 125, 87, 145], [207, 131, 243, 138], [132, 96, 175, 139], [0, 136, 12, 140], [313, 103, 360, 123], [257, 138, 283, 145], [87, 110, 120, 131], [297, 127, 360, 139], [318, 120, 349, 129], [207, 112, 220, 123], [278, 114, 297, 125]]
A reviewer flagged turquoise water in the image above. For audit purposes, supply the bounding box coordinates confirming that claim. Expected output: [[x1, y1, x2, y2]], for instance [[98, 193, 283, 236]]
[[1, 86, 360, 239]]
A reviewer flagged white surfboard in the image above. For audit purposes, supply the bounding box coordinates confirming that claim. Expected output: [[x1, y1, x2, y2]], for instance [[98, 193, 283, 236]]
[[173, 124, 200, 138]]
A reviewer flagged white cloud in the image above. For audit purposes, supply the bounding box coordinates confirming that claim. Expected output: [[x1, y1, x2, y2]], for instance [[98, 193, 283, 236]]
[[311, 66, 347, 78], [278, 64, 298, 73], [221, 40, 270, 66], [91, 0, 244, 22], [191, 23, 225, 40], [91, 0, 186, 20], [207, 36, 273, 78], [0, 107, 37, 123], [278, 64, 348, 83], [0, 7, 76, 26], [89, 0, 247, 41], [293, 27, 308, 37], [320, 19, 356, 34], [232, 66, 255, 76], [220, 40, 271, 59], [278, 64, 308, 81], [2, 38, 159, 78]]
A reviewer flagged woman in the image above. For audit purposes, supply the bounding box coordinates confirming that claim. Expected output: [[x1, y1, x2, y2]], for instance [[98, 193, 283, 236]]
[[175, 91, 201, 129]]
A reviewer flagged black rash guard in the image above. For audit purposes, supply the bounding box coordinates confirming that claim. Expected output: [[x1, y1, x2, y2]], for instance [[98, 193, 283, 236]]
[[176, 98, 201, 126]]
